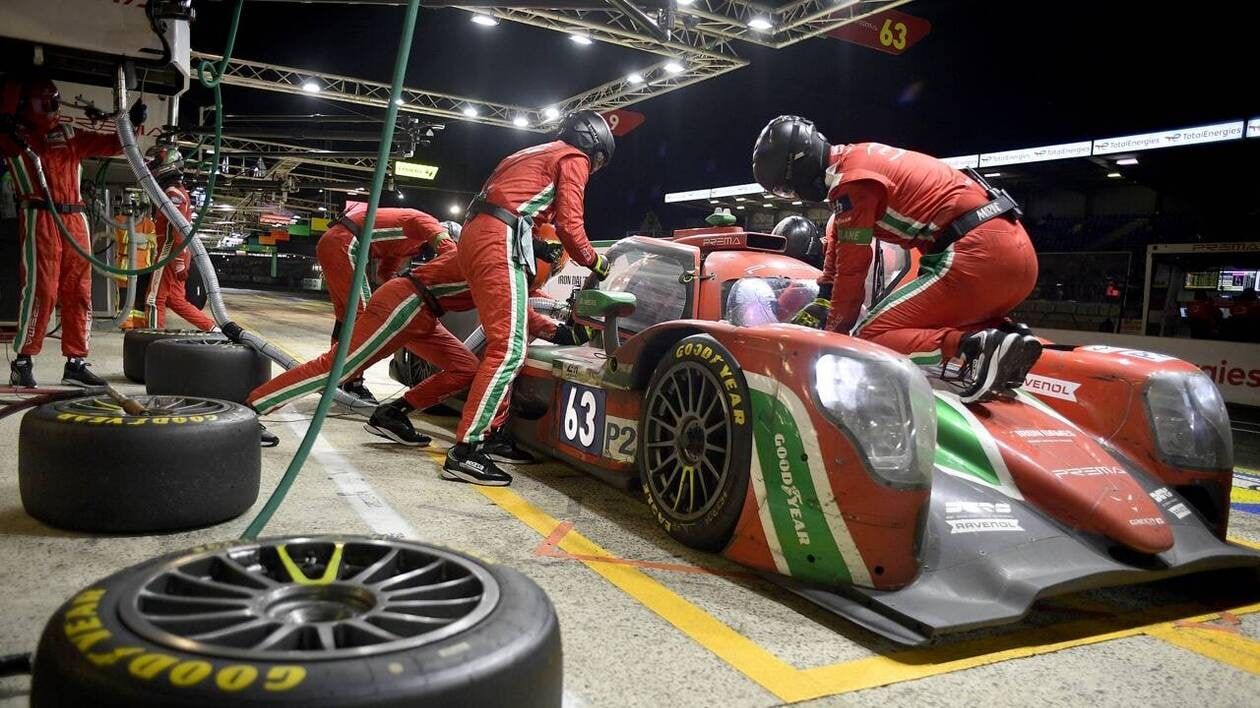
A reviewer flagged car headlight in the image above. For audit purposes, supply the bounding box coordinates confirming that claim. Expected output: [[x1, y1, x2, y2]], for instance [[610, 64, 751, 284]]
[[813, 351, 936, 489], [1144, 371, 1233, 470]]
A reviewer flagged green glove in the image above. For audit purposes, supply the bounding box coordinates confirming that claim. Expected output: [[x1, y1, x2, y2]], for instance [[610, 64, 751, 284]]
[[790, 298, 831, 329], [590, 254, 611, 281]]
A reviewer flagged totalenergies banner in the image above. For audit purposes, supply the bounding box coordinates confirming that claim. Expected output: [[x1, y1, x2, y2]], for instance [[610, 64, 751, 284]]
[[1039, 328, 1260, 406]]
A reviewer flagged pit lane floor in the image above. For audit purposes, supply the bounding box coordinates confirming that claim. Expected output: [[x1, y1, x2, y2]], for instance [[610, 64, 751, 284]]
[[3, 288, 1260, 707]]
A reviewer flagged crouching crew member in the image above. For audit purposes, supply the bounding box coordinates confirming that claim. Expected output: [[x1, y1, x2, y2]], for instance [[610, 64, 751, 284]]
[[752, 115, 1041, 403], [316, 204, 452, 405], [246, 233, 588, 483]]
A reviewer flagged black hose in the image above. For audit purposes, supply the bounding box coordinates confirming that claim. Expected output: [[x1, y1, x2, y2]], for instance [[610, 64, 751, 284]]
[[0, 652, 32, 677]]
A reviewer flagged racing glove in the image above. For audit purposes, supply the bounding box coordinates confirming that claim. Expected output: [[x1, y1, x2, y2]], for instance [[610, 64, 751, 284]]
[[128, 101, 148, 126], [590, 254, 611, 281], [791, 298, 832, 329], [551, 323, 594, 345], [533, 238, 565, 265]]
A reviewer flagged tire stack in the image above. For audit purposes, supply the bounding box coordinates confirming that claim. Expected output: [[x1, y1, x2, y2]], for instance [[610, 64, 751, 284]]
[[123, 329, 225, 384], [18, 394, 261, 532], [145, 338, 272, 404]]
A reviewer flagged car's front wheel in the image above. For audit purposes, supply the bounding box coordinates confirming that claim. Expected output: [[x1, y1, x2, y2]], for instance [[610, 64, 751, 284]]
[[639, 335, 752, 551]]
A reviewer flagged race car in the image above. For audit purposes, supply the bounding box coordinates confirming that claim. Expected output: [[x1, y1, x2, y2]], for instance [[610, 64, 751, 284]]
[[395, 226, 1260, 644]]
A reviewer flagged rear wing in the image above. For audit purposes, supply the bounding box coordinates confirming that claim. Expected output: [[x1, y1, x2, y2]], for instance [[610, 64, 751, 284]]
[[670, 228, 787, 255]]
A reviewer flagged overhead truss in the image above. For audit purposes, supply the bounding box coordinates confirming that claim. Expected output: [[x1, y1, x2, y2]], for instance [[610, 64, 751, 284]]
[[187, 0, 911, 226]]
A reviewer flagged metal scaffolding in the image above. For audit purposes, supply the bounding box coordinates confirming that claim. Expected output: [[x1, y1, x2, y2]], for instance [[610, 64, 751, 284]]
[[187, 0, 912, 227]]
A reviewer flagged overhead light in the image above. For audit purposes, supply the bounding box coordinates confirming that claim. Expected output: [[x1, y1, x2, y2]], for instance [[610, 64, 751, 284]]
[[1116, 157, 1139, 165], [569, 34, 593, 45], [318, 207, 327, 212], [513, 115, 529, 128], [664, 60, 685, 74], [448, 204, 462, 215], [470, 13, 498, 26], [318, 188, 324, 193], [543, 107, 560, 121], [983, 172, 1002, 177], [748, 17, 773, 31], [462, 106, 479, 117], [763, 202, 773, 208], [736, 206, 746, 210], [394, 98, 404, 106], [301, 80, 320, 93], [734, 196, 746, 202], [1107, 171, 1122, 178], [791, 200, 803, 206], [627, 72, 645, 84], [709, 199, 718, 204], [676, 0, 693, 5], [397, 191, 405, 200]]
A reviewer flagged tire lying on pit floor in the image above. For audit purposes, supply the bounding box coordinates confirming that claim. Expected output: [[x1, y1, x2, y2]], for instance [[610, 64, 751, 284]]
[[146, 338, 272, 404], [18, 395, 261, 533], [31, 537, 562, 708], [639, 334, 754, 552], [123, 329, 226, 383]]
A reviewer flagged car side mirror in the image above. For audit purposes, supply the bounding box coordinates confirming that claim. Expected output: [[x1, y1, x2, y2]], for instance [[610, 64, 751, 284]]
[[573, 289, 637, 357]]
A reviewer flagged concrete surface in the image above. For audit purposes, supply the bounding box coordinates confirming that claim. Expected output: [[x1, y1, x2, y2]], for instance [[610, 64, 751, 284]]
[[3, 288, 1260, 707]]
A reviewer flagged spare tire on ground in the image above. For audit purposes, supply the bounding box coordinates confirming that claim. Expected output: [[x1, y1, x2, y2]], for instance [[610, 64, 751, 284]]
[[146, 338, 271, 404], [30, 536, 562, 708], [18, 394, 260, 532], [123, 329, 226, 383]]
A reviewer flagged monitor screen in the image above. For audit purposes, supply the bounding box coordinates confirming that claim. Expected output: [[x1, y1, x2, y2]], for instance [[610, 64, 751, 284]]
[[1218, 270, 1257, 292]]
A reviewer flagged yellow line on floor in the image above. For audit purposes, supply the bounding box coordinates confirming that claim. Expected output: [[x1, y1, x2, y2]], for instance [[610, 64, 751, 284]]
[[475, 486, 823, 702], [469, 482, 1260, 703], [1147, 626, 1260, 675]]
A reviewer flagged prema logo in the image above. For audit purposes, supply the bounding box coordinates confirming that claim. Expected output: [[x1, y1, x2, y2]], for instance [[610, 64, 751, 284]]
[[1023, 374, 1080, 402]]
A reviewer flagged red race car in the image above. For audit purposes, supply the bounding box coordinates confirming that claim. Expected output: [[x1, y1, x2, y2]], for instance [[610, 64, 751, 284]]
[[396, 227, 1259, 644]]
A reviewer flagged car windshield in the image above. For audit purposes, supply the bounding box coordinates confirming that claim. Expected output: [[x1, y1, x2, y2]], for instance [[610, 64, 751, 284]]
[[598, 241, 695, 332], [722, 277, 820, 327]]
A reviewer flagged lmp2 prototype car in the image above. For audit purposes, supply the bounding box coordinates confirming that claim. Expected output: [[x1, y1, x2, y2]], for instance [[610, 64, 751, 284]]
[[399, 227, 1260, 645]]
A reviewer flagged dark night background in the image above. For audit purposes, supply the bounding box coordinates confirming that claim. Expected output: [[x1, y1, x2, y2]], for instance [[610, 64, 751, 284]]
[[186, 0, 1256, 237]]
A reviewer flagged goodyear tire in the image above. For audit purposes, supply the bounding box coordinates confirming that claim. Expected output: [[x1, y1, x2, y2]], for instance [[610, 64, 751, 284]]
[[18, 395, 260, 533], [30, 537, 562, 708], [123, 329, 226, 383], [639, 335, 752, 551], [146, 339, 271, 404]]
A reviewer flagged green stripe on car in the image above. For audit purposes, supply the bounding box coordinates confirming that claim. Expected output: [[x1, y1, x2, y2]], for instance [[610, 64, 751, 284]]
[[749, 388, 852, 585]]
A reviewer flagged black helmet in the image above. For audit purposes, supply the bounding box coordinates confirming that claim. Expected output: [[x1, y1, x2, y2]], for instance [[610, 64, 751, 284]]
[[557, 110, 615, 169], [752, 115, 830, 203], [145, 144, 184, 186], [772, 215, 824, 269]]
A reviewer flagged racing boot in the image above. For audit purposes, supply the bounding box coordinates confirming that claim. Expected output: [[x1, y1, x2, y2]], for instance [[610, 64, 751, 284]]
[[443, 443, 512, 486], [62, 358, 106, 387], [482, 427, 536, 464], [9, 355, 36, 388], [955, 329, 1041, 404], [364, 400, 431, 447], [997, 318, 1034, 338], [258, 423, 279, 448], [340, 377, 379, 406]]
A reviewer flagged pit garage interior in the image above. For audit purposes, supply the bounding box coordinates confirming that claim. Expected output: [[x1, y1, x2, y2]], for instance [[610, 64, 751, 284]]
[[3, 1, 1260, 706]]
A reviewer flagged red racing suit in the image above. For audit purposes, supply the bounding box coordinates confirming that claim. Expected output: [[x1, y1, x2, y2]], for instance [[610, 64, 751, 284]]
[[819, 143, 1038, 364], [456, 140, 599, 444], [315, 206, 448, 325], [3, 124, 124, 356], [248, 241, 560, 416], [145, 184, 215, 331]]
